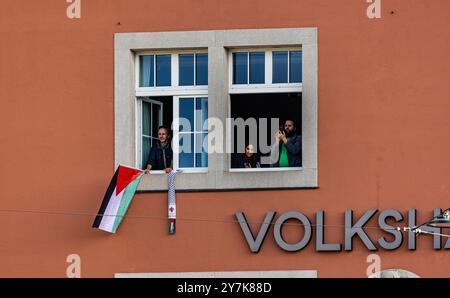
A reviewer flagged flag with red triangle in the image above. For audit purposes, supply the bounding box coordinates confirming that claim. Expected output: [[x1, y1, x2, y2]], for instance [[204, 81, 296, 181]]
[[92, 165, 144, 233]]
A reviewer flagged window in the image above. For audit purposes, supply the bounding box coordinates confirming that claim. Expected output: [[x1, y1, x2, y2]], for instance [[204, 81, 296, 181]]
[[232, 51, 265, 84], [179, 53, 208, 86], [139, 55, 154, 87], [139, 54, 171, 87], [135, 50, 208, 172], [230, 93, 301, 170], [141, 99, 162, 168], [272, 50, 302, 83], [116, 28, 317, 191], [137, 51, 208, 93], [272, 51, 288, 83], [229, 48, 302, 95], [289, 51, 302, 83], [176, 97, 208, 169], [137, 96, 173, 170], [229, 48, 303, 172]]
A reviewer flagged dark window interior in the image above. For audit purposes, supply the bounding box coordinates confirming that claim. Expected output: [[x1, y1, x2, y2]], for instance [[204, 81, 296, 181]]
[[145, 96, 173, 129], [230, 92, 302, 168]]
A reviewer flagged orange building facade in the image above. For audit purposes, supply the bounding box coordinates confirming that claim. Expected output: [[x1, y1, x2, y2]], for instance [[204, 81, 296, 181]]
[[0, 0, 449, 277]]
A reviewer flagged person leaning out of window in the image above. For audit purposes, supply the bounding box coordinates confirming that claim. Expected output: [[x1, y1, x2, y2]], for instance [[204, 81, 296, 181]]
[[270, 119, 301, 167], [144, 126, 173, 174]]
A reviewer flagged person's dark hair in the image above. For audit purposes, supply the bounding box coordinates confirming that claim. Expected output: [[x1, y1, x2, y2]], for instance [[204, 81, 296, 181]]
[[244, 141, 259, 154]]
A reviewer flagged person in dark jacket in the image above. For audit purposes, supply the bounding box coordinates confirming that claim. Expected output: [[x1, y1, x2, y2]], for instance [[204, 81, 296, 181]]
[[271, 119, 302, 167], [236, 144, 261, 168], [144, 126, 173, 174]]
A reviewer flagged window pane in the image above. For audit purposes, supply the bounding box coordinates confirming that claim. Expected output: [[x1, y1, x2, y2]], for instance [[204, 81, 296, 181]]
[[201, 98, 208, 132], [196, 53, 208, 85], [195, 133, 208, 168], [249, 52, 265, 84], [152, 103, 161, 137], [142, 101, 151, 136], [179, 54, 194, 86], [290, 51, 302, 83], [139, 55, 154, 87], [233, 52, 248, 84], [195, 97, 208, 132], [179, 98, 194, 132], [272, 51, 288, 83], [179, 134, 194, 168], [195, 98, 201, 133], [142, 136, 151, 169], [156, 54, 171, 86]]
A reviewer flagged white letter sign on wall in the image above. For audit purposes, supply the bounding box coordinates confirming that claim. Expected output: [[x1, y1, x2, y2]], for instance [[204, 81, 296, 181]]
[[366, 0, 381, 19], [66, 0, 81, 19]]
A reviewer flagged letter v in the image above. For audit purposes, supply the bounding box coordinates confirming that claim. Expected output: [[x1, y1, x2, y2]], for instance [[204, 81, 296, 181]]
[[236, 211, 276, 253]]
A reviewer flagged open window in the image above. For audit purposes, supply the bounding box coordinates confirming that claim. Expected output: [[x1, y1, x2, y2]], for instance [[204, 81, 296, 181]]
[[135, 50, 208, 173], [116, 28, 318, 191], [137, 96, 173, 170], [230, 93, 301, 170], [228, 48, 303, 172]]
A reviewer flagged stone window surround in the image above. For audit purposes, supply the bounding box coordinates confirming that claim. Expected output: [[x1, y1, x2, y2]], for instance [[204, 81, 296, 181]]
[[115, 270, 317, 278], [115, 28, 318, 191]]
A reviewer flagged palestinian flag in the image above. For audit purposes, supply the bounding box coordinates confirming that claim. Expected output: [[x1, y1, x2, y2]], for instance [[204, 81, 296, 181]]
[[92, 165, 144, 233]]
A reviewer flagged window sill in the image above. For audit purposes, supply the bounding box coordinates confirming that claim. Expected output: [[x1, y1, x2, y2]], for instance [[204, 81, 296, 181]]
[[136, 86, 208, 97], [229, 167, 303, 173], [147, 169, 208, 175], [137, 186, 319, 193], [138, 167, 316, 191], [147, 170, 165, 175], [179, 168, 208, 174], [229, 84, 302, 94]]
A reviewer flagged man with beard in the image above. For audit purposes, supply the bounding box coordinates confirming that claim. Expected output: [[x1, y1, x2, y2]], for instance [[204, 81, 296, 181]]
[[271, 119, 301, 167]]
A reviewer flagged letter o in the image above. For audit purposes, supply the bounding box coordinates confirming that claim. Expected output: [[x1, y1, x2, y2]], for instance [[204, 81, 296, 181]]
[[274, 212, 312, 251]]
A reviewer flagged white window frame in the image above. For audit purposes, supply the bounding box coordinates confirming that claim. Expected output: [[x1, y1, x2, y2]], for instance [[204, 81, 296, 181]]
[[115, 28, 318, 191], [178, 53, 208, 87], [228, 47, 302, 94], [135, 50, 208, 97], [173, 95, 209, 174], [115, 270, 317, 278], [136, 98, 163, 171], [228, 47, 303, 172], [135, 50, 209, 174]]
